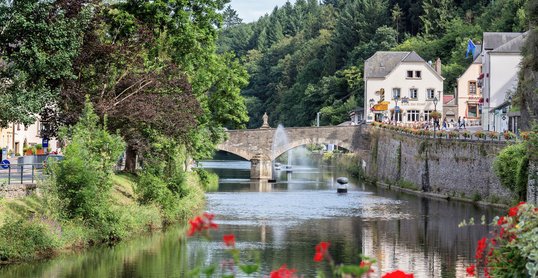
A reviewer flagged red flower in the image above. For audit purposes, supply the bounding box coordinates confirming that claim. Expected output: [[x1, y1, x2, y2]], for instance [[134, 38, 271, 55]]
[[270, 264, 296, 278], [223, 234, 235, 247], [313, 241, 330, 262], [360, 261, 374, 273], [466, 264, 476, 276], [382, 270, 414, 278], [497, 216, 506, 226], [475, 237, 487, 260], [508, 202, 526, 217], [187, 212, 219, 237]]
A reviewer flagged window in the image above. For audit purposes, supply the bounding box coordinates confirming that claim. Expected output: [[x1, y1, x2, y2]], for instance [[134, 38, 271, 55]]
[[407, 71, 413, 78], [409, 88, 418, 99], [468, 105, 478, 118], [424, 110, 432, 121], [392, 111, 402, 122], [415, 71, 421, 78], [392, 88, 401, 99], [427, 89, 435, 99], [469, 81, 477, 95], [407, 110, 420, 122]]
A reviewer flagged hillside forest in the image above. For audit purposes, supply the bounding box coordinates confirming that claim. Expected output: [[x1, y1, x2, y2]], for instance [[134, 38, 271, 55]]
[[218, 0, 531, 128]]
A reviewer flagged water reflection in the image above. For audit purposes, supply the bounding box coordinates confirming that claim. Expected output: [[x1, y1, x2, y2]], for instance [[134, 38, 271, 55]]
[[0, 160, 503, 278]]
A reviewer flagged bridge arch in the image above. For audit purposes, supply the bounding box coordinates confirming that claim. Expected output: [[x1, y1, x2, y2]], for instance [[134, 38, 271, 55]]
[[216, 145, 256, 161], [270, 138, 353, 161]]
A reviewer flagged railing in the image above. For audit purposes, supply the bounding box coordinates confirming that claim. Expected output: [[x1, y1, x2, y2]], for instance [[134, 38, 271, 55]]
[[370, 123, 524, 142], [0, 163, 44, 185]]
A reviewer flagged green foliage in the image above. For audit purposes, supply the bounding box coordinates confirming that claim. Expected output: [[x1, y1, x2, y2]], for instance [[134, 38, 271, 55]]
[[0, 0, 92, 126], [52, 99, 125, 239], [493, 143, 529, 200], [0, 218, 58, 262]]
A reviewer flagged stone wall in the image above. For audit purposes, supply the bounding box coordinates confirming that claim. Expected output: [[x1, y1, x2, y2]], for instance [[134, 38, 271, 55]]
[[528, 161, 538, 205], [363, 127, 514, 202], [0, 183, 37, 199]]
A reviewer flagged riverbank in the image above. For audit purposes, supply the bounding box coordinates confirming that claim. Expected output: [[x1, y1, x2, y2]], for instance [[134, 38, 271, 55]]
[[0, 171, 215, 264]]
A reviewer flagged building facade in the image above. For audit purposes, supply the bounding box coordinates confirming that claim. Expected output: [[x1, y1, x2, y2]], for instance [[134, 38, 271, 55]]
[[364, 51, 444, 124], [457, 56, 482, 123], [480, 32, 526, 132]]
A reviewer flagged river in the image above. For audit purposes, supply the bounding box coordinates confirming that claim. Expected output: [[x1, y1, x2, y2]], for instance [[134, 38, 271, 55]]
[[0, 157, 502, 277]]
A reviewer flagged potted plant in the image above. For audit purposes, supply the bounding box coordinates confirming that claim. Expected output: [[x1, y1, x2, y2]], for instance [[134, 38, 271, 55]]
[[35, 144, 44, 155], [474, 131, 486, 139], [448, 131, 460, 139], [462, 130, 471, 139], [23, 146, 33, 156], [503, 131, 515, 140], [430, 111, 442, 120], [488, 131, 499, 140]]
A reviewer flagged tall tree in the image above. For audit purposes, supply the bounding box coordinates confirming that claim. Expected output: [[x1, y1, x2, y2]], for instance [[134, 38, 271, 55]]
[[222, 5, 242, 29], [514, 0, 538, 130], [0, 0, 91, 126], [420, 0, 455, 37]]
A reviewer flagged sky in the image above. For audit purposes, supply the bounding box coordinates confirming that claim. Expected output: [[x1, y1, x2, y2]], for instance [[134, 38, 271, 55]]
[[229, 0, 290, 23]]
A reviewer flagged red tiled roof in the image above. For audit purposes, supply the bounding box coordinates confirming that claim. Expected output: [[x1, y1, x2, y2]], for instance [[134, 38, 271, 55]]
[[443, 95, 454, 104]]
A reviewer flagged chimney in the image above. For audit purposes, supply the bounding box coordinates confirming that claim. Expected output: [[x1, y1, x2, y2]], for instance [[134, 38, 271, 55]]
[[435, 58, 442, 75]]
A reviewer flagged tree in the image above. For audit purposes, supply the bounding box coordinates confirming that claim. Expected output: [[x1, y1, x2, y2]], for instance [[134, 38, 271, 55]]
[[420, 0, 455, 37], [0, 0, 91, 126], [514, 0, 538, 129], [222, 5, 242, 28]]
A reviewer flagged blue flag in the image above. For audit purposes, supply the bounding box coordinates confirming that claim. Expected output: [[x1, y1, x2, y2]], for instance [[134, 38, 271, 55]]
[[466, 39, 476, 58]]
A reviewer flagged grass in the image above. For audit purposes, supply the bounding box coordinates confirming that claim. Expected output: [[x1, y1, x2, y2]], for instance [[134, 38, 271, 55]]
[[0, 171, 207, 263]]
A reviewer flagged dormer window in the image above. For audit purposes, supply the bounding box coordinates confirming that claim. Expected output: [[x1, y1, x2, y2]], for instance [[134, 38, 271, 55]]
[[406, 70, 421, 79]]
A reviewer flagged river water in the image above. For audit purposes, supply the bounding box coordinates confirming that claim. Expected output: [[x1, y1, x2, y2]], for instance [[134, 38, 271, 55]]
[[0, 158, 503, 278]]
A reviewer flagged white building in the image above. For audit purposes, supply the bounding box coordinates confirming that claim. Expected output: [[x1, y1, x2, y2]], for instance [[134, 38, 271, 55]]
[[0, 119, 59, 158], [480, 32, 527, 132], [364, 51, 444, 124]]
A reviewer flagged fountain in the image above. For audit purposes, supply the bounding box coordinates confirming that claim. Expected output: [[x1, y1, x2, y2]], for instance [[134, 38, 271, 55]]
[[271, 124, 290, 181]]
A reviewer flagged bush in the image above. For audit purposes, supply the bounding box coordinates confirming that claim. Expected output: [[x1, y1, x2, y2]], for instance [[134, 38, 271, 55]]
[[0, 218, 58, 262], [52, 99, 125, 240], [493, 143, 529, 199], [465, 202, 538, 277]]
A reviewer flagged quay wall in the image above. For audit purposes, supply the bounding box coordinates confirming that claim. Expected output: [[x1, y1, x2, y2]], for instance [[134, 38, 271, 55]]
[[363, 127, 514, 202]]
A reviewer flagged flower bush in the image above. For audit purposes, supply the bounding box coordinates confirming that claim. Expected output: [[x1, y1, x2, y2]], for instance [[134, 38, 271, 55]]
[[503, 131, 515, 140], [186, 212, 415, 277], [464, 202, 538, 277], [448, 131, 460, 139], [474, 131, 486, 139], [462, 130, 471, 139], [488, 131, 499, 140]]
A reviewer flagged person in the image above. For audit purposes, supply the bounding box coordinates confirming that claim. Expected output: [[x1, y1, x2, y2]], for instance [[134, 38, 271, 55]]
[[450, 119, 455, 128], [460, 117, 466, 129], [457, 117, 461, 129], [442, 118, 448, 130]]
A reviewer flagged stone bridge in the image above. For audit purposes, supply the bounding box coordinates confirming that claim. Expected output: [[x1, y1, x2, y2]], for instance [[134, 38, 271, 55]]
[[217, 125, 370, 179]]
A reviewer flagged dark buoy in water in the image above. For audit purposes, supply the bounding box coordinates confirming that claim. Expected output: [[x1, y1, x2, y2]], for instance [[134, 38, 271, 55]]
[[336, 177, 348, 193], [268, 179, 277, 183]]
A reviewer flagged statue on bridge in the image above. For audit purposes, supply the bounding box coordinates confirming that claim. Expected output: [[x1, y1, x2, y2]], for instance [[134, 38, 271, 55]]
[[260, 112, 270, 129]]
